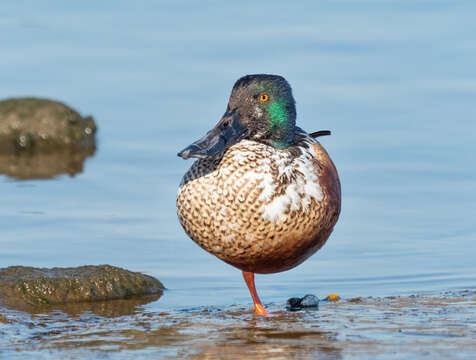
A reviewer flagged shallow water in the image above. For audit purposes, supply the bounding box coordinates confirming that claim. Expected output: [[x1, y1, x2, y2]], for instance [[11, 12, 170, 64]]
[[1, 291, 475, 359], [1, 1, 476, 358]]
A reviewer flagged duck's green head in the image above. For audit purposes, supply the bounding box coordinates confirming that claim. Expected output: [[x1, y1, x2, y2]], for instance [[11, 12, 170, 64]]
[[178, 74, 296, 160]]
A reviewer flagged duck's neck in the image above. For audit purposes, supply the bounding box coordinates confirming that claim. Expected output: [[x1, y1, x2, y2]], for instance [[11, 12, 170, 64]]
[[267, 100, 296, 149]]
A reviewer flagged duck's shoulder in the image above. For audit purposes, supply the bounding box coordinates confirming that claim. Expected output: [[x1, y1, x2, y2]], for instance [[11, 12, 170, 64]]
[[294, 127, 341, 208], [293, 127, 336, 167]]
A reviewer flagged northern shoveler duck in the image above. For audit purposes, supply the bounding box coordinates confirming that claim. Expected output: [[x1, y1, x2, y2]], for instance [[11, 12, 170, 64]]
[[177, 74, 341, 316]]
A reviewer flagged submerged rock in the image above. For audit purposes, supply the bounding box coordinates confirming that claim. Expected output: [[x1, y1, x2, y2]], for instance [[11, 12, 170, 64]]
[[0, 97, 97, 179], [286, 294, 319, 311], [0, 265, 164, 312]]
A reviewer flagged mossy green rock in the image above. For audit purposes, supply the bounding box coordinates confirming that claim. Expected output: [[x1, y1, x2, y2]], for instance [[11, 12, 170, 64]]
[[0, 97, 97, 179], [0, 97, 96, 152], [0, 265, 164, 309]]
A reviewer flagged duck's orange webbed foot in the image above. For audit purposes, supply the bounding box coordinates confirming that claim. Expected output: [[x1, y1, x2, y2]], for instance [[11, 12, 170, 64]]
[[242, 271, 273, 317], [254, 303, 272, 317]]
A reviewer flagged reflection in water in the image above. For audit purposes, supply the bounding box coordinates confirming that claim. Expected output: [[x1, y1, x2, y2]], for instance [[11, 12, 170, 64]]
[[0, 146, 96, 180], [191, 321, 341, 360], [0, 306, 342, 359], [1, 294, 161, 318]]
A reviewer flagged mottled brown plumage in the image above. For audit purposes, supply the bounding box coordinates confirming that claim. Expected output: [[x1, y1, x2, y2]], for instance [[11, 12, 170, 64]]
[[177, 130, 341, 274]]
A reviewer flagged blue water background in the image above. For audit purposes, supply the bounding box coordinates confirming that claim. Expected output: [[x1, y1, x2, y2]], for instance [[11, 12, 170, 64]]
[[0, 1, 475, 311]]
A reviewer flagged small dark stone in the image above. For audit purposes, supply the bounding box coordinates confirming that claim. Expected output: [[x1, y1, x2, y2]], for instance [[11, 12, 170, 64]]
[[286, 294, 319, 311], [300, 294, 319, 308], [286, 297, 302, 311]]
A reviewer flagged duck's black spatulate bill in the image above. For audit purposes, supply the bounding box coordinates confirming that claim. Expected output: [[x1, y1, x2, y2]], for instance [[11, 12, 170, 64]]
[[178, 110, 247, 160], [309, 130, 331, 138]]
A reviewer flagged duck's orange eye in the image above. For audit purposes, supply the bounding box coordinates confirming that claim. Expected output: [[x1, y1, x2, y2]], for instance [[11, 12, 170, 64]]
[[259, 94, 269, 102]]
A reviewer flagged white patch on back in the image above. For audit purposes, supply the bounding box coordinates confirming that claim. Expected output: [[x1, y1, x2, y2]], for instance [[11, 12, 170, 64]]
[[224, 138, 323, 224]]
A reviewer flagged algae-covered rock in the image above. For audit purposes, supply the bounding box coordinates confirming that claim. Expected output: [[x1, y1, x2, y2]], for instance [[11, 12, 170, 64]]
[[0, 97, 96, 151], [0, 265, 164, 311], [0, 97, 97, 179]]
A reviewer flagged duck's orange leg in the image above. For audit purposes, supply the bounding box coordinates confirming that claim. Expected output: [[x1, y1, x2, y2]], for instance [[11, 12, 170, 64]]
[[242, 271, 271, 316]]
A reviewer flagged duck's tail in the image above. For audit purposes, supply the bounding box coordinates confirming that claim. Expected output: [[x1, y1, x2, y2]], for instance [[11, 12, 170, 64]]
[[309, 130, 331, 138]]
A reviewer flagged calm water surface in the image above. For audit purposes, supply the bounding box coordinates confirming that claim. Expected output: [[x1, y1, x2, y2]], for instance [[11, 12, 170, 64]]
[[0, 1, 475, 314]]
